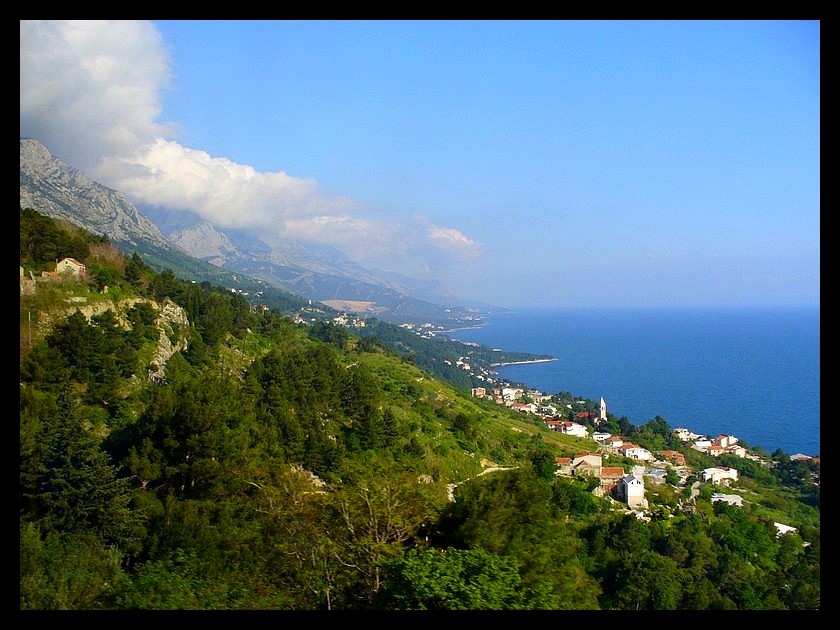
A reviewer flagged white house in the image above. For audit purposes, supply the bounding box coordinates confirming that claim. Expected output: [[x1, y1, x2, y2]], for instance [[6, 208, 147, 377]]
[[56, 257, 86, 277], [512, 402, 537, 414], [606, 435, 625, 449], [616, 474, 646, 509], [723, 445, 747, 458], [619, 443, 653, 461], [673, 427, 702, 442], [691, 439, 712, 453], [714, 434, 739, 448], [707, 444, 725, 457], [700, 466, 739, 485], [560, 421, 588, 438], [592, 431, 612, 442]]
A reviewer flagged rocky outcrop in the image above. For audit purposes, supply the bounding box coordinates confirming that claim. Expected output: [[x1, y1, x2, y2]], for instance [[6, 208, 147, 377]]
[[147, 299, 191, 382], [33, 296, 190, 382]]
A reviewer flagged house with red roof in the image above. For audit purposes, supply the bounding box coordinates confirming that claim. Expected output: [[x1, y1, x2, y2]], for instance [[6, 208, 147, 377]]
[[707, 444, 725, 457], [657, 450, 686, 466], [56, 257, 86, 277], [598, 467, 626, 494], [554, 457, 572, 476]]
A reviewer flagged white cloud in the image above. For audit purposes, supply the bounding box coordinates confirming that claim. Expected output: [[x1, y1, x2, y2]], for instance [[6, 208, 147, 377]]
[[19, 19, 481, 280], [99, 138, 357, 231], [426, 224, 481, 260], [20, 20, 172, 173]]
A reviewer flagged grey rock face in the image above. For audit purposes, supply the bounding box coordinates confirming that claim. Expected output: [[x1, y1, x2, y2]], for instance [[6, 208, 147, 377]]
[[20, 138, 172, 249]]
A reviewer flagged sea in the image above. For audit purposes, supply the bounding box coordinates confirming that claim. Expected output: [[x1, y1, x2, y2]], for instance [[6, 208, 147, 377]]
[[449, 305, 820, 457]]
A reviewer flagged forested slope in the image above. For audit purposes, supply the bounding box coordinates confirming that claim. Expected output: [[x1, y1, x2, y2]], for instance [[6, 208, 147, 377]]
[[20, 208, 819, 610]]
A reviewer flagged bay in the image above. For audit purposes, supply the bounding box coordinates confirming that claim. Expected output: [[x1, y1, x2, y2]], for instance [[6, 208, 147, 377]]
[[451, 305, 820, 457]]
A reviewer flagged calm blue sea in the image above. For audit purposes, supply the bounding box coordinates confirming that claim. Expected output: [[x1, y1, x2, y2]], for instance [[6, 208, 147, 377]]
[[451, 305, 820, 457]]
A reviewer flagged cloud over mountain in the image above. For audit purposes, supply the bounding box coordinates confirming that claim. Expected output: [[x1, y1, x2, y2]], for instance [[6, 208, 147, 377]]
[[20, 19, 481, 279]]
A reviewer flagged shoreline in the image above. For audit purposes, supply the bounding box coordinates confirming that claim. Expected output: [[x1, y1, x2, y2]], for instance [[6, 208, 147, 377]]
[[491, 358, 558, 367], [438, 323, 487, 334]]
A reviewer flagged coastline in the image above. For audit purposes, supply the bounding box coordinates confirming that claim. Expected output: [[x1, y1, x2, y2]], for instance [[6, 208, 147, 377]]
[[438, 323, 487, 334], [491, 358, 558, 367], [454, 306, 819, 457]]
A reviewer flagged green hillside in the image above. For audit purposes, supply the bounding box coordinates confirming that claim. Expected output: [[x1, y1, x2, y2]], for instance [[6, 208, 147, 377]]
[[19, 208, 820, 610]]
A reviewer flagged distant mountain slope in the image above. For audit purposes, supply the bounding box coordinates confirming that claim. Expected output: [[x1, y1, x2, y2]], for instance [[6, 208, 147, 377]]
[[145, 205, 465, 307], [156, 213, 495, 322], [20, 137, 501, 326]]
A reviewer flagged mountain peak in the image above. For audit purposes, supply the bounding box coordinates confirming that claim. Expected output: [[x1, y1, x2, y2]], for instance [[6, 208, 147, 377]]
[[20, 137, 171, 249]]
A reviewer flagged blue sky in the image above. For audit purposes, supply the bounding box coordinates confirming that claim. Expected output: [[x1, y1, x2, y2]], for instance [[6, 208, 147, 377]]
[[20, 20, 819, 309]]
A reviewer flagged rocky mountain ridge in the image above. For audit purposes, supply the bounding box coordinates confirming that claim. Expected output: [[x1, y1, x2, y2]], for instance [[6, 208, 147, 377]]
[[19, 138, 172, 250], [20, 137, 499, 326]]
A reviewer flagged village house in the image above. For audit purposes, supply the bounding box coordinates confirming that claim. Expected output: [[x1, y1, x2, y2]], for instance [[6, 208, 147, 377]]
[[657, 450, 686, 466], [643, 468, 668, 485], [774, 522, 797, 537], [554, 457, 572, 476], [714, 434, 739, 448], [513, 402, 538, 414], [39, 257, 87, 281], [56, 257, 86, 277], [673, 427, 702, 442], [707, 444, 725, 457], [723, 444, 747, 458], [471, 387, 486, 398], [604, 435, 625, 450], [699, 466, 739, 485], [619, 443, 653, 461], [572, 453, 602, 478], [615, 473, 647, 510], [691, 439, 713, 453], [597, 467, 626, 495], [592, 431, 613, 442], [559, 420, 588, 438]]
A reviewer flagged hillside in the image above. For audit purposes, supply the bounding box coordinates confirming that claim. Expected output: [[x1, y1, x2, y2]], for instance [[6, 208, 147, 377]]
[[19, 212, 820, 610]]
